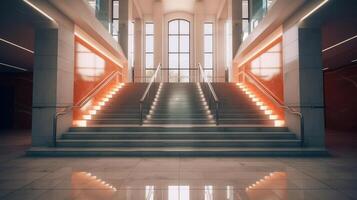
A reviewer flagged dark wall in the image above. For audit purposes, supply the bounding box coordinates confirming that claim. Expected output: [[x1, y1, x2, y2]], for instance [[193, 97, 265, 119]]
[[324, 65, 357, 131], [0, 73, 32, 130], [0, 86, 14, 129], [322, 7, 357, 132]]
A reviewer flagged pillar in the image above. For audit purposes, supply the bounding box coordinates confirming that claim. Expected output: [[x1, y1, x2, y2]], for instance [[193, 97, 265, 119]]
[[134, 19, 143, 82], [153, 1, 163, 82], [232, 0, 242, 55], [32, 22, 74, 147], [119, 0, 129, 57], [283, 24, 325, 147]]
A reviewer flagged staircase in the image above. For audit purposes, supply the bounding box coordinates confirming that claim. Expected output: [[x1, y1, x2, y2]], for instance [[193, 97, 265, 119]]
[[212, 83, 274, 125], [27, 83, 327, 156], [144, 83, 215, 125], [86, 83, 148, 125]]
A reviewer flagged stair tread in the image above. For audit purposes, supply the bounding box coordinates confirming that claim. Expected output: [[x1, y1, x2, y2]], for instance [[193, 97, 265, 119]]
[[57, 139, 300, 142], [64, 132, 293, 134], [27, 147, 328, 157]]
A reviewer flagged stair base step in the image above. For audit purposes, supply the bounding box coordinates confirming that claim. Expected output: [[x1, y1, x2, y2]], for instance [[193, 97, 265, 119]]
[[27, 147, 329, 157]]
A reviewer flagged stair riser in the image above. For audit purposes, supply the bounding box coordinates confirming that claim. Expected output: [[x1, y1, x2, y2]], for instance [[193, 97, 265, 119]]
[[69, 127, 289, 132], [62, 134, 296, 140], [57, 141, 301, 148]]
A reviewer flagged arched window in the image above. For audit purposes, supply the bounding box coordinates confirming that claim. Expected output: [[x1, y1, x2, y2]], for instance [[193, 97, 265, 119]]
[[168, 19, 190, 82]]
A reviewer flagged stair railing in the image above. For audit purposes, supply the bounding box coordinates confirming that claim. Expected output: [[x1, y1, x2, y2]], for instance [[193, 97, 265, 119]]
[[198, 63, 219, 125], [50, 71, 121, 147], [239, 71, 305, 146], [139, 63, 162, 125]]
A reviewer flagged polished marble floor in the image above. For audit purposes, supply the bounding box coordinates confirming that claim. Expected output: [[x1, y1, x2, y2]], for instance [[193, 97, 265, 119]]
[[0, 130, 357, 200]]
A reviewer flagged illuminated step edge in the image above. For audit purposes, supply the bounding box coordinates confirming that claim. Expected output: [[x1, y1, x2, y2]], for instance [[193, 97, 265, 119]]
[[236, 83, 285, 127], [73, 83, 125, 127]]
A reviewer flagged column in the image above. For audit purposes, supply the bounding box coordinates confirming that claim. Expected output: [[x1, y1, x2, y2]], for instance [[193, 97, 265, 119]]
[[232, 0, 242, 55], [32, 23, 75, 147], [119, 0, 129, 57], [194, 1, 204, 82], [216, 19, 226, 82], [134, 19, 143, 82], [283, 24, 325, 147], [153, 1, 163, 82]]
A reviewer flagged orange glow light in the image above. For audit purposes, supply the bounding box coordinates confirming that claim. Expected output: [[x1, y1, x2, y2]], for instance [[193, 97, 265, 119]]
[[237, 83, 285, 127]]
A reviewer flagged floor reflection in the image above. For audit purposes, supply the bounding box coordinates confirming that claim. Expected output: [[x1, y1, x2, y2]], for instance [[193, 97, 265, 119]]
[[72, 171, 287, 200]]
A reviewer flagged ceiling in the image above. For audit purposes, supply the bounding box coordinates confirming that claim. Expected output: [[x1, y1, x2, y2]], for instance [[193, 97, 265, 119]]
[[135, 0, 223, 15], [0, 0, 49, 73]]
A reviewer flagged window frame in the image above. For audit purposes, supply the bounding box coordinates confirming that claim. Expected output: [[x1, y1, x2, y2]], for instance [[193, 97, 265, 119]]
[[168, 19, 190, 82], [203, 22, 214, 81], [144, 22, 155, 82], [242, 0, 250, 41], [111, 0, 120, 41]]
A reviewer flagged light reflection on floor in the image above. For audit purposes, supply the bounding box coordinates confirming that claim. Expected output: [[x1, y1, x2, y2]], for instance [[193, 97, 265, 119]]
[[1, 130, 357, 200], [70, 171, 287, 200]]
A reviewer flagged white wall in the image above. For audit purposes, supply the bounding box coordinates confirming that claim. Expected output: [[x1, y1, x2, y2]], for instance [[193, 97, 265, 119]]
[[133, 2, 230, 82]]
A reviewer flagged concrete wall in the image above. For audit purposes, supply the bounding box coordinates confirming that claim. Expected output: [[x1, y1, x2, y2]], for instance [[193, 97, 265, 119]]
[[30, 0, 128, 147], [233, 0, 326, 148], [30, 1, 74, 147]]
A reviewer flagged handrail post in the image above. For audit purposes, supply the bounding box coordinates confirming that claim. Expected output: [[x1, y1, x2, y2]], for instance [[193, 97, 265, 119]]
[[300, 115, 304, 147], [53, 114, 57, 147], [140, 102, 143, 125], [215, 102, 219, 125], [198, 63, 219, 126], [139, 63, 162, 125]]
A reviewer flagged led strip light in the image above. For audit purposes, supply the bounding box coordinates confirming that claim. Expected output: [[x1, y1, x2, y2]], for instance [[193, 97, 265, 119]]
[[0, 38, 34, 54], [23, 0, 55, 22], [0, 62, 28, 71]]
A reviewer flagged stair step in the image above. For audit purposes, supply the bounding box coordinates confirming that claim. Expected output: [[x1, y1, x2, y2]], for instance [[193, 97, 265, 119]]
[[27, 147, 328, 157], [62, 132, 296, 140], [69, 126, 289, 132], [56, 139, 302, 148]]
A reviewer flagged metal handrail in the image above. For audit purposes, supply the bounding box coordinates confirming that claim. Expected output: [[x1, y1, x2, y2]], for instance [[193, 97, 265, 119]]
[[76, 71, 120, 107], [198, 63, 219, 125], [239, 71, 305, 146], [52, 71, 121, 147], [139, 63, 162, 125]]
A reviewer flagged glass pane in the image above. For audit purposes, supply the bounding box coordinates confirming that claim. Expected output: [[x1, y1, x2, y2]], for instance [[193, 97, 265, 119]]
[[180, 70, 189, 82], [113, 1, 119, 18], [145, 53, 154, 69], [169, 36, 178, 52], [242, 0, 249, 18], [169, 70, 179, 82], [204, 23, 213, 35], [180, 36, 189, 53], [205, 70, 213, 81], [180, 54, 189, 69], [169, 54, 179, 69], [242, 20, 250, 32], [169, 20, 179, 34], [146, 23, 154, 35], [180, 20, 190, 34], [146, 70, 154, 82], [204, 53, 213, 68], [146, 35, 154, 52], [204, 35, 213, 52], [112, 20, 119, 35]]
